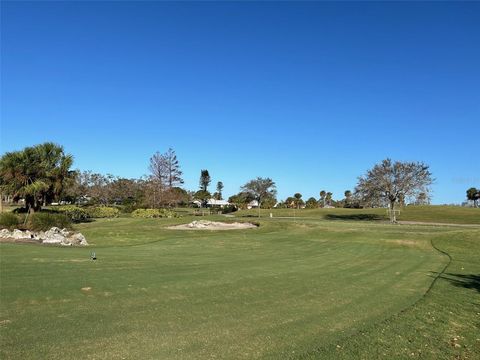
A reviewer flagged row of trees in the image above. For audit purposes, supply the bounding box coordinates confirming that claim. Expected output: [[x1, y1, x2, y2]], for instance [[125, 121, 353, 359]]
[[277, 191, 340, 209], [2, 143, 477, 220], [0, 145, 229, 211], [193, 170, 224, 205]]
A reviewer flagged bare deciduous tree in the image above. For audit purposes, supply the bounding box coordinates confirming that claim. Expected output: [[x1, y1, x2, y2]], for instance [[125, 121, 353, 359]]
[[149, 151, 167, 189], [148, 148, 184, 207], [355, 159, 433, 222]]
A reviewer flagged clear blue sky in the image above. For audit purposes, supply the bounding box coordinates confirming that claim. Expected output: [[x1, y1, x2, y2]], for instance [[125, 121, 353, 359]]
[[1, 1, 479, 204]]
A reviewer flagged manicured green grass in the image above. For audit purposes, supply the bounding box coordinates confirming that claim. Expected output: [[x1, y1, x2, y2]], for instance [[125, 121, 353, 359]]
[[0, 213, 478, 359], [238, 205, 480, 225], [299, 228, 480, 360]]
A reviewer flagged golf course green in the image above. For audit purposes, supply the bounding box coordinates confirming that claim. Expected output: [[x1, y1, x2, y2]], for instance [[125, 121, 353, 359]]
[[1, 208, 479, 359]]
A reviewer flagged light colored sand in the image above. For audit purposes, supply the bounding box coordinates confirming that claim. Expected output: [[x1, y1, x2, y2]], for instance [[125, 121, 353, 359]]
[[168, 220, 257, 230]]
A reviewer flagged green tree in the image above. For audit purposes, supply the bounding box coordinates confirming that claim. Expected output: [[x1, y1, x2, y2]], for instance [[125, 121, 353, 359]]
[[240, 177, 277, 216], [305, 197, 318, 209], [0, 143, 74, 212], [294, 193, 303, 209], [163, 148, 184, 188], [260, 194, 277, 209], [194, 190, 211, 207], [319, 190, 326, 207], [285, 197, 296, 208], [228, 192, 255, 209], [216, 181, 224, 200], [344, 190, 352, 207], [199, 170, 211, 192], [466, 187, 479, 208]]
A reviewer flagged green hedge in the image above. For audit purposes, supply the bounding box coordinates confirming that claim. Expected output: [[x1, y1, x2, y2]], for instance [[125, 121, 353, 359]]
[[28, 212, 71, 231], [131, 208, 179, 218], [87, 206, 120, 218], [56, 205, 91, 222], [0, 213, 21, 230]]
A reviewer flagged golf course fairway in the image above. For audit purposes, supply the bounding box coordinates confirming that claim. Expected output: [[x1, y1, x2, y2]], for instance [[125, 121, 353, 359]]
[[1, 215, 479, 359]]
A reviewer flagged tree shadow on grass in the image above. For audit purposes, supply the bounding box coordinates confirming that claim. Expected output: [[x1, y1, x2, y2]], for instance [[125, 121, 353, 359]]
[[324, 213, 385, 221], [431, 272, 480, 293]]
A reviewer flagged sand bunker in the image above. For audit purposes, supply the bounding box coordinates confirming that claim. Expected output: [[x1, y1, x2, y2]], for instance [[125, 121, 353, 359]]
[[168, 220, 257, 230]]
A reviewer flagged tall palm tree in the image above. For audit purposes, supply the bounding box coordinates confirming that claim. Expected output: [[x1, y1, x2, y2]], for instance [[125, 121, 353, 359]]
[[319, 190, 326, 207], [0, 143, 74, 212]]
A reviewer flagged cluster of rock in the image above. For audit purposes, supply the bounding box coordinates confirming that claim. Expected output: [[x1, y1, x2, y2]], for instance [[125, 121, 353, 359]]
[[0, 227, 88, 246]]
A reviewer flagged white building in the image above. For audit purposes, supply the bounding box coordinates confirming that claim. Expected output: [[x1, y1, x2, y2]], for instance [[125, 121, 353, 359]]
[[207, 199, 231, 208], [247, 200, 259, 209]]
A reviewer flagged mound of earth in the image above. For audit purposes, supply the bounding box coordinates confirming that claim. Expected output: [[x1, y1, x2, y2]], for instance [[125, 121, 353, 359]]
[[168, 220, 257, 230]]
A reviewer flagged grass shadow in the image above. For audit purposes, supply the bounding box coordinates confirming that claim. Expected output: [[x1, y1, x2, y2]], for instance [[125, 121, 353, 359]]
[[324, 213, 385, 221], [431, 272, 480, 293]]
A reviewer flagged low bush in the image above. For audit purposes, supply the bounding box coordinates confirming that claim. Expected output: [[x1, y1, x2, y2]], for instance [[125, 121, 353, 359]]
[[221, 205, 238, 214], [0, 212, 21, 230], [121, 204, 140, 214], [131, 208, 179, 218], [56, 205, 91, 222], [87, 206, 120, 218], [28, 212, 71, 231]]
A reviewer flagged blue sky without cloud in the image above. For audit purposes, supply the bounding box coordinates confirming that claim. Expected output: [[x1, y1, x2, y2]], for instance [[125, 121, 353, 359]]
[[1, 1, 479, 204]]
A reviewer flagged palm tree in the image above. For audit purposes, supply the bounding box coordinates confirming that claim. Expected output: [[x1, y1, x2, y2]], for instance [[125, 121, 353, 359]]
[[294, 193, 302, 209], [319, 190, 326, 207], [0, 143, 75, 212], [466, 187, 479, 208]]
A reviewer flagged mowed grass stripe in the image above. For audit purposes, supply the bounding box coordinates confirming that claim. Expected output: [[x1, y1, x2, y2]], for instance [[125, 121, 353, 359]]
[[0, 218, 454, 359]]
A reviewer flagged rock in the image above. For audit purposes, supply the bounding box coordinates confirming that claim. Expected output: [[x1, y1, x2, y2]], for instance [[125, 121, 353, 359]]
[[0, 229, 12, 238], [60, 228, 71, 236], [42, 227, 66, 244], [0, 227, 88, 246], [12, 229, 28, 239], [68, 233, 88, 246], [23, 230, 34, 239]]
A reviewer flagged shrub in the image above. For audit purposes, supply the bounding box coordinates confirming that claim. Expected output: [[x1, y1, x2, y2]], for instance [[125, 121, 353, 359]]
[[131, 208, 179, 218], [28, 212, 71, 231], [121, 204, 139, 213], [221, 205, 238, 214], [56, 205, 91, 222], [87, 206, 120, 218], [0, 212, 21, 230]]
